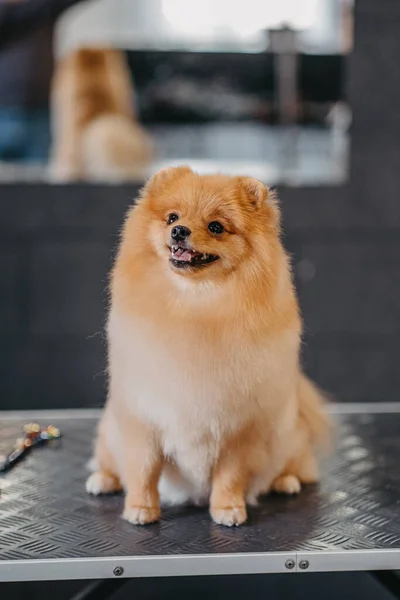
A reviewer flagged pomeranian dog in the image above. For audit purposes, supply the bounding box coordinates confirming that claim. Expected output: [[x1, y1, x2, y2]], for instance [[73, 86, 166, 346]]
[[49, 47, 153, 182], [86, 166, 330, 527]]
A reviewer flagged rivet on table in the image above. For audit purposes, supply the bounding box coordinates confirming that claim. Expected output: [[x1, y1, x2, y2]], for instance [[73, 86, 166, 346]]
[[285, 559, 295, 570], [113, 566, 124, 577], [299, 560, 309, 570]]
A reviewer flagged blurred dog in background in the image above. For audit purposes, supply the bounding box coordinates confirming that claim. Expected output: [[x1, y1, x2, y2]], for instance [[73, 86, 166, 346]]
[[49, 47, 153, 182]]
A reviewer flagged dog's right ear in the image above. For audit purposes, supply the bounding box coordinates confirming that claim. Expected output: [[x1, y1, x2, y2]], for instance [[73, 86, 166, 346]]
[[145, 165, 193, 191]]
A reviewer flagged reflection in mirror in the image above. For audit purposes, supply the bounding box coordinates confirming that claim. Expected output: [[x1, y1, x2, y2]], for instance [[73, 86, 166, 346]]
[[0, 0, 353, 185]]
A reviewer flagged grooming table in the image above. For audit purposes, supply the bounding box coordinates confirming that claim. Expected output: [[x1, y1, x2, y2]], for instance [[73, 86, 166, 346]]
[[0, 405, 399, 598]]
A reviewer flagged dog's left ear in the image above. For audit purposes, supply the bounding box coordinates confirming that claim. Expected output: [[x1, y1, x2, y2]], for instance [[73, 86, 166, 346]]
[[237, 177, 280, 225], [237, 177, 269, 210]]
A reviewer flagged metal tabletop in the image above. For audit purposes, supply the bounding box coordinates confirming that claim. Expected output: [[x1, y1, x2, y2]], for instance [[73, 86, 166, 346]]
[[0, 404, 399, 582]]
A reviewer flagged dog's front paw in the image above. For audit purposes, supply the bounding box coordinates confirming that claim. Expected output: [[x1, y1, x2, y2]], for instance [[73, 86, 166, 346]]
[[123, 506, 160, 525], [272, 474, 301, 495], [210, 506, 247, 527], [86, 471, 122, 496]]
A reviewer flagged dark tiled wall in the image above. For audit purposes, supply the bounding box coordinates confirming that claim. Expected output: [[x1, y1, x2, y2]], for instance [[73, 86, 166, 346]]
[[1, 185, 400, 410], [1, 0, 400, 410]]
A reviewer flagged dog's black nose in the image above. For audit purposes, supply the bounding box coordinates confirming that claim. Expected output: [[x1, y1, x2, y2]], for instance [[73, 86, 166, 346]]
[[171, 225, 191, 241]]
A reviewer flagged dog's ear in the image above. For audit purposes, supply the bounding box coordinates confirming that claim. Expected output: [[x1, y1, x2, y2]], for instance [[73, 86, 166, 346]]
[[146, 165, 193, 189], [236, 177, 269, 210], [237, 176, 280, 225]]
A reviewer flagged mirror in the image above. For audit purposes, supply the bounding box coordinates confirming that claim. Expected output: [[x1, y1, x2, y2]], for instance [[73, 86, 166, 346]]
[[0, 0, 352, 184]]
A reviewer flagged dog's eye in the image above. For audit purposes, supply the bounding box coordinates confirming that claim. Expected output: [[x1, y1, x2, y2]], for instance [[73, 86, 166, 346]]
[[167, 213, 179, 225], [208, 221, 224, 235]]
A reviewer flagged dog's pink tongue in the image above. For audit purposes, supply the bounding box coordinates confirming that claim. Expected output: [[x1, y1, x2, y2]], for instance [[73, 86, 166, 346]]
[[175, 250, 192, 262]]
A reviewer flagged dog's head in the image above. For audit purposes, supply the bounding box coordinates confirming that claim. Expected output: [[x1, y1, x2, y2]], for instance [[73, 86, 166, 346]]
[[136, 166, 280, 284]]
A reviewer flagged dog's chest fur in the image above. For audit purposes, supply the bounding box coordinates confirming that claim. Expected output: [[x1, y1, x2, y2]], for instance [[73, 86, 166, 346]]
[[108, 310, 297, 485]]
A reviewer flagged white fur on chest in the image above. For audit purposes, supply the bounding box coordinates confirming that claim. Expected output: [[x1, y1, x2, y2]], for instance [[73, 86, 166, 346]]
[[108, 309, 298, 491]]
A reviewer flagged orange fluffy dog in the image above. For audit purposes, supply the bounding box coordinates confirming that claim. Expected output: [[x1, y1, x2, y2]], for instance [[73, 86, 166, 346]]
[[49, 47, 153, 182], [86, 166, 330, 527]]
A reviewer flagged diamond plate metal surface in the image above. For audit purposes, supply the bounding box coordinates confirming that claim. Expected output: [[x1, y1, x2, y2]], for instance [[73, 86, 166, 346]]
[[0, 413, 399, 561]]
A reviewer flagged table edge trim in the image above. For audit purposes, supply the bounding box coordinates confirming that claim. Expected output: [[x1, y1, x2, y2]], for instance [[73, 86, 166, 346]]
[[0, 549, 399, 582]]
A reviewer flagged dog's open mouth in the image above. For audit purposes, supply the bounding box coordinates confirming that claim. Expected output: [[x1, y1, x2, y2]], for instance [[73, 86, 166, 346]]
[[169, 243, 219, 269]]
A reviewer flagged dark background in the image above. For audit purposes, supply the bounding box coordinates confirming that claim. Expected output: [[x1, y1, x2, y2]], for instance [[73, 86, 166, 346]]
[[1, 1, 399, 411], [1, 572, 394, 600], [127, 51, 344, 123]]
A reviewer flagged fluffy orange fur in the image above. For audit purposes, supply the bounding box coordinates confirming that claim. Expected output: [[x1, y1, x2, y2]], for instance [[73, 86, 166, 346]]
[[49, 47, 153, 182], [86, 166, 330, 527]]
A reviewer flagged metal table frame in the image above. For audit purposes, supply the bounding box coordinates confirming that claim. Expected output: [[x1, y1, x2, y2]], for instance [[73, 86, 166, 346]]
[[0, 404, 399, 598]]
